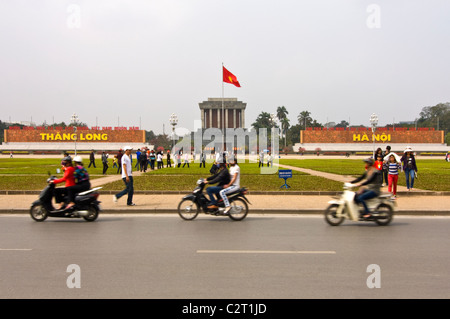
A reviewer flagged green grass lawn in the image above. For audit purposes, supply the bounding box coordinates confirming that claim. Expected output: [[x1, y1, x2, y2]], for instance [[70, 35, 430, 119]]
[[279, 158, 450, 191], [100, 174, 342, 192], [1, 158, 449, 191]]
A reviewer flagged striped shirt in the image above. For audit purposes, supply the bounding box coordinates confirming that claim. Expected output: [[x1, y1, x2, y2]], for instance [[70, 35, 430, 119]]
[[388, 163, 400, 175]]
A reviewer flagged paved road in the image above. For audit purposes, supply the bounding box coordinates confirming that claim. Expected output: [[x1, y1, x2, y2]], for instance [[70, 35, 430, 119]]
[[0, 214, 449, 300]]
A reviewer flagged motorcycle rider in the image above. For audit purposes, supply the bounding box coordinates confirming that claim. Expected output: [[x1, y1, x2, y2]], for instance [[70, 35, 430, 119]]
[[204, 162, 230, 210], [51, 156, 76, 210], [351, 157, 382, 218]]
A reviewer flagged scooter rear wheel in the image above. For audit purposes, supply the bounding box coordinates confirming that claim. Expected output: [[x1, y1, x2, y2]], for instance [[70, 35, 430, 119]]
[[228, 198, 248, 221], [373, 203, 393, 226], [83, 205, 99, 222], [30, 203, 48, 222], [324, 204, 345, 226], [177, 198, 199, 220]]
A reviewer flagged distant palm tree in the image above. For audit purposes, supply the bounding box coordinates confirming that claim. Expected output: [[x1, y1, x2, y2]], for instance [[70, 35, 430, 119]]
[[281, 117, 290, 147], [276, 106, 289, 146], [298, 111, 312, 130], [276, 106, 288, 122]]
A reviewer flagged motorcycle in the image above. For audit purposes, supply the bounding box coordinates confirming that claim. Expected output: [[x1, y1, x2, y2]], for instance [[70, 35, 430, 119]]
[[177, 179, 250, 221], [30, 176, 102, 222], [324, 183, 396, 226]]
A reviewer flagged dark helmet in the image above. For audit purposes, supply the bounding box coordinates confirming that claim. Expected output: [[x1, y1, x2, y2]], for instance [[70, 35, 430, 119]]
[[61, 156, 72, 166], [363, 157, 374, 166]]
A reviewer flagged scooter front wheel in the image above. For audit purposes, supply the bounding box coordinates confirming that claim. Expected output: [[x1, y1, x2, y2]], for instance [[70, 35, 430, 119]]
[[30, 203, 48, 222], [177, 198, 199, 220], [324, 204, 345, 226], [373, 203, 393, 226]]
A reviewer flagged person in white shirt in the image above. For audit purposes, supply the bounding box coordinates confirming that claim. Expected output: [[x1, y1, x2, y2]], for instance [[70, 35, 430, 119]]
[[156, 152, 163, 169], [219, 156, 240, 214], [182, 152, 190, 168], [113, 146, 135, 206]]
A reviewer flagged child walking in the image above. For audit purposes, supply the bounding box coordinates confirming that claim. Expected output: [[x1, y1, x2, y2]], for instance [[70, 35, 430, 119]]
[[387, 154, 401, 199]]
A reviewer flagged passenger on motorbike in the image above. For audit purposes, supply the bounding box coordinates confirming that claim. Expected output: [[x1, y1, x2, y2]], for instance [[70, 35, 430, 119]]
[[51, 156, 76, 210], [204, 162, 230, 209], [350, 158, 382, 218], [220, 156, 240, 214], [64, 156, 92, 209]]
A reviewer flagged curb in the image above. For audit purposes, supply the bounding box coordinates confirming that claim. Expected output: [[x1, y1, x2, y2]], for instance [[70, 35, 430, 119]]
[[1, 190, 449, 196], [4, 208, 450, 216]]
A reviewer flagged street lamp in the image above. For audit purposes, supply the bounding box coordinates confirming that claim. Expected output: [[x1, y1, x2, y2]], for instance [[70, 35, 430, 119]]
[[70, 113, 79, 156], [370, 113, 378, 158], [169, 113, 178, 151]]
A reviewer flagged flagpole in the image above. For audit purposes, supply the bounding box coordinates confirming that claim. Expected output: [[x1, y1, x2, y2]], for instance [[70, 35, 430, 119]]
[[222, 62, 225, 155]]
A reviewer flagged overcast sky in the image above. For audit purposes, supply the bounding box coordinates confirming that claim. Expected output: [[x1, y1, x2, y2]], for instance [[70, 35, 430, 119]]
[[1, 0, 449, 134]]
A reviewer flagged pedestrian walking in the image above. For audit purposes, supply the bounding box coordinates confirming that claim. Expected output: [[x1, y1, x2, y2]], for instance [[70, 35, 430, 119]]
[[258, 151, 264, 168], [374, 153, 384, 185], [166, 150, 172, 168], [149, 150, 156, 170], [200, 152, 206, 168], [113, 146, 135, 206], [267, 152, 273, 167], [135, 149, 141, 170], [177, 152, 182, 168], [157, 151, 163, 169], [101, 151, 109, 175], [401, 147, 418, 191], [381, 146, 391, 186], [116, 149, 123, 174], [140, 148, 148, 172], [88, 150, 96, 168], [182, 152, 190, 168], [387, 154, 401, 199]]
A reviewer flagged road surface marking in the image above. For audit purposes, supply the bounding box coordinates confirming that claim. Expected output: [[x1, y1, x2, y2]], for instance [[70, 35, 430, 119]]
[[0, 248, 32, 251], [197, 250, 336, 254]]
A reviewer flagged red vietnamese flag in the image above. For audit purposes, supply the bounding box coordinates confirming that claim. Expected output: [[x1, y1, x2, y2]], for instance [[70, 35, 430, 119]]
[[223, 66, 241, 87]]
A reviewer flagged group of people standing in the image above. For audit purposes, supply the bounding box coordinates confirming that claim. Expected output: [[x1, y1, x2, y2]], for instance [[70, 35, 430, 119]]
[[258, 151, 274, 167], [134, 148, 167, 172], [373, 145, 418, 198]]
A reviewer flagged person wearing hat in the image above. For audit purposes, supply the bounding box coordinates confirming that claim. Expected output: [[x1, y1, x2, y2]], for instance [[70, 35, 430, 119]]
[[113, 146, 135, 206], [400, 147, 418, 191], [350, 157, 382, 218]]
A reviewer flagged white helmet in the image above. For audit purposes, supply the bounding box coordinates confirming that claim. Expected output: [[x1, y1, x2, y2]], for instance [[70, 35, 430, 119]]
[[73, 155, 83, 163]]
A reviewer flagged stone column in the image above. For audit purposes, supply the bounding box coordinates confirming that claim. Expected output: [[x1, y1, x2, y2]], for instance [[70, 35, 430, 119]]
[[201, 109, 205, 129], [218, 107, 221, 129], [209, 109, 212, 129]]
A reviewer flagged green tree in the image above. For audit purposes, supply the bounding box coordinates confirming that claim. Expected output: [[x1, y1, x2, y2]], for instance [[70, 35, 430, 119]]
[[418, 102, 450, 133], [297, 111, 322, 130], [335, 120, 349, 128], [252, 112, 277, 130]]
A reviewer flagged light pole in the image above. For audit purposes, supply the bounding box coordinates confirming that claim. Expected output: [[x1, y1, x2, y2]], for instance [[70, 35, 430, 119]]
[[370, 113, 378, 158], [70, 113, 79, 156], [169, 113, 178, 151]]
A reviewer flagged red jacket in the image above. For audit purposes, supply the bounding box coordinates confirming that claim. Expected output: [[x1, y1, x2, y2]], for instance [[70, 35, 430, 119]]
[[374, 160, 383, 171], [53, 166, 76, 187]]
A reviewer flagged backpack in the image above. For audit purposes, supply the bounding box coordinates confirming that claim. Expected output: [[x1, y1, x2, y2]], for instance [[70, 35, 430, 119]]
[[75, 165, 90, 183]]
